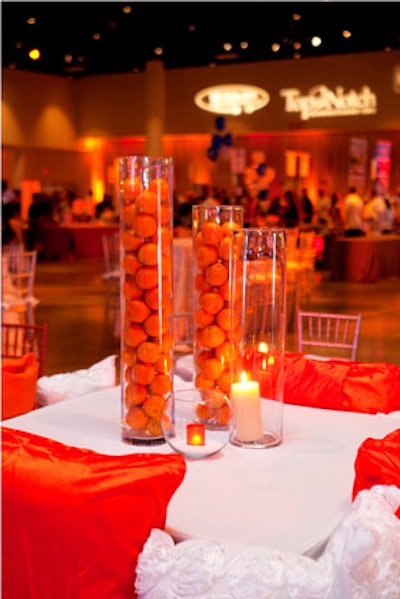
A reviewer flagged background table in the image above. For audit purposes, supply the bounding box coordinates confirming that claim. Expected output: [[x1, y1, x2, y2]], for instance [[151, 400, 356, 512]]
[[330, 234, 400, 282], [4, 380, 399, 557], [27, 224, 119, 260]]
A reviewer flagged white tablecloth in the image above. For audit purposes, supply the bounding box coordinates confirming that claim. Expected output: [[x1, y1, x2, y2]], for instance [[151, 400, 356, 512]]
[[4, 379, 398, 557]]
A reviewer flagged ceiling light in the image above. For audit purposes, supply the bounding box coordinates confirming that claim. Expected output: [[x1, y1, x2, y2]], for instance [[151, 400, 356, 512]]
[[194, 84, 270, 116]]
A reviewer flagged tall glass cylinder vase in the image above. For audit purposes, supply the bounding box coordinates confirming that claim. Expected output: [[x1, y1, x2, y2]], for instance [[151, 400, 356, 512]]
[[192, 204, 244, 396], [119, 156, 174, 445], [229, 228, 287, 448]]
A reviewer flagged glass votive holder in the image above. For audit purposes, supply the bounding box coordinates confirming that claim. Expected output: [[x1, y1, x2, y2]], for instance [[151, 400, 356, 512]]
[[162, 388, 233, 459]]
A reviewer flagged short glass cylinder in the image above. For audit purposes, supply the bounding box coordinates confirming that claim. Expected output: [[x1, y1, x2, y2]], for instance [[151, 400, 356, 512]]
[[192, 204, 244, 396], [162, 388, 233, 459], [229, 228, 287, 448], [119, 155, 174, 445]]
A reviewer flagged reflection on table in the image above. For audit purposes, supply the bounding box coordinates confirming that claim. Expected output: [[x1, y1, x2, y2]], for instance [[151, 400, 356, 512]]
[[4, 379, 398, 557], [330, 234, 400, 282]]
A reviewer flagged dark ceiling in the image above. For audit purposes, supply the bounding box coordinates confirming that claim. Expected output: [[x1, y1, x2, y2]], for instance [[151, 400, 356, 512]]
[[2, 2, 400, 78]]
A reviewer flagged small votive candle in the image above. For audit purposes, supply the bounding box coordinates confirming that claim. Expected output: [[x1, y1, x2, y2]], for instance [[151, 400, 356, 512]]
[[186, 423, 206, 446]]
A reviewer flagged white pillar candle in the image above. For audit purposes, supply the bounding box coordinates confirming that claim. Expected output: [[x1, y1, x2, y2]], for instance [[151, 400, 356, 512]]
[[231, 379, 263, 443]]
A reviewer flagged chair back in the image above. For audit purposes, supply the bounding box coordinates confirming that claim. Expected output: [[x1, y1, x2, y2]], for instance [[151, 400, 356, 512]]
[[102, 233, 120, 276], [2, 322, 49, 377], [2, 250, 37, 299], [297, 310, 362, 361]]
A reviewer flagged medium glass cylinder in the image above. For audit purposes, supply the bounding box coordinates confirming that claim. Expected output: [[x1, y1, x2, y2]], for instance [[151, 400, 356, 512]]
[[119, 156, 174, 445], [192, 204, 244, 396], [229, 228, 287, 448]]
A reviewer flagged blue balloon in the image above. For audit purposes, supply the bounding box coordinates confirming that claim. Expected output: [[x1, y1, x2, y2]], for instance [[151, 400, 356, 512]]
[[207, 146, 218, 161], [223, 133, 233, 146], [215, 116, 225, 131], [212, 134, 223, 149]]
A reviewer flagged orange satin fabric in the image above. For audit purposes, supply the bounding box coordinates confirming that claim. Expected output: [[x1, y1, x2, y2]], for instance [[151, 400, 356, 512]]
[[2, 427, 186, 599], [352, 428, 400, 518], [1, 352, 38, 420], [284, 353, 400, 414]]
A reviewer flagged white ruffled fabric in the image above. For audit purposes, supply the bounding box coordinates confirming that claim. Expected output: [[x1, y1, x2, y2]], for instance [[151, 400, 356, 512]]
[[135, 485, 400, 599], [36, 355, 117, 406]]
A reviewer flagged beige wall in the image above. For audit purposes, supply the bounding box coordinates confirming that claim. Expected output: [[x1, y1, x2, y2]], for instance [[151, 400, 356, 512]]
[[2, 50, 400, 196]]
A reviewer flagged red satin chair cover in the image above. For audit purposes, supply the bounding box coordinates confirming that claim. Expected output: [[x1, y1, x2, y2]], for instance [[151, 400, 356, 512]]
[[1, 352, 38, 420], [352, 428, 400, 518], [284, 353, 400, 414], [2, 427, 186, 599]]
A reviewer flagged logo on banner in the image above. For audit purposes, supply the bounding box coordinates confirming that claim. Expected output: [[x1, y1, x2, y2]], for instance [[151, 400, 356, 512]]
[[280, 85, 377, 120]]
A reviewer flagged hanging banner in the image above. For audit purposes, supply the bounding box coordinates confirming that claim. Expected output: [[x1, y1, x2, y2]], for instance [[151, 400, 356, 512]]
[[375, 140, 392, 192], [348, 137, 368, 192]]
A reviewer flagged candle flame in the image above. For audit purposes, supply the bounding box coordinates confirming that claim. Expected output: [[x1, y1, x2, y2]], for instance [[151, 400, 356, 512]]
[[258, 342, 269, 353], [239, 370, 249, 382], [268, 355, 275, 366]]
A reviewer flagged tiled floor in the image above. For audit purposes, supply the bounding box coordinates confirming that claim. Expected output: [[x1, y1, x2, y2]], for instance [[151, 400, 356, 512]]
[[33, 258, 400, 377]]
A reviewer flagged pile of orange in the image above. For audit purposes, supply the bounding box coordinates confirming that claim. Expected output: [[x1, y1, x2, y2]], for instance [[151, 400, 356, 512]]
[[120, 175, 173, 438], [193, 216, 242, 394]]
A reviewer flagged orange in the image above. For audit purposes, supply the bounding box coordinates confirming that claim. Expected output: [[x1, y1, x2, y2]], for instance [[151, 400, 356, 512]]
[[150, 373, 172, 395], [160, 226, 172, 247], [194, 373, 215, 389], [195, 308, 214, 328], [221, 221, 242, 238], [217, 369, 232, 394], [144, 313, 169, 337], [125, 405, 148, 431], [123, 278, 142, 301], [214, 403, 231, 426], [160, 333, 174, 352], [161, 254, 172, 276], [143, 394, 165, 417], [126, 299, 151, 323], [122, 231, 141, 252], [218, 236, 233, 261], [144, 286, 168, 311], [136, 190, 158, 214], [136, 340, 161, 363], [201, 222, 223, 246], [121, 347, 138, 367], [133, 362, 156, 386], [194, 273, 211, 294], [138, 242, 158, 265], [134, 214, 158, 238], [121, 203, 136, 226], [146, 416, 163, 437], [220, 280, 230, 301], [121, 176, 142, 201], [195, 349, 214, 370], [122, 253, 141, 275], [195, 245, 218, 269], [216, 307, 233, 331], [135, 266, 158, 290], [206, 262, 228, 287], [149, 177, 170, 202], [201, 357, 224, 381], [195, 402, 213, 421], [199, 291, 224, 315], [154, 352, 173, 373], [201, 324, 225, 348], [125, 382, 147, 407], [215, 340, 237, 363], [124, 324, 148, 348]]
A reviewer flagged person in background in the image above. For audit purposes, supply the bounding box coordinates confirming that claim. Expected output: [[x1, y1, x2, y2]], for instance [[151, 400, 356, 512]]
[[329, 192, 345, 235], [300, 188, 314, 224], [343, 186, 366, 237], [2, 180, 16, 205], [280, 190, 299, 228], [2, 198, 24, 248], [95, 194, 116, 222], [363, 181, 388, 235], [314, 188, 332, 234]]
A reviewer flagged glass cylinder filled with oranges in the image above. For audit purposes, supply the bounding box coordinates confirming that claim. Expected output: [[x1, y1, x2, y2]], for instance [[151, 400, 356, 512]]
[[192, 205, 244, 397], [119, 156, 174, 445]]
